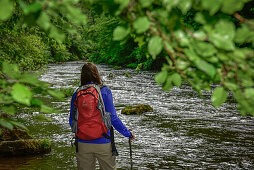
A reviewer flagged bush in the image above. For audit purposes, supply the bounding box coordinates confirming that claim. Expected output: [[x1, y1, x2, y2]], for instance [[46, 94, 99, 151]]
[[50, 41, 71, 62], [0, 28, 50, 70], [81, 14, 165, 71]]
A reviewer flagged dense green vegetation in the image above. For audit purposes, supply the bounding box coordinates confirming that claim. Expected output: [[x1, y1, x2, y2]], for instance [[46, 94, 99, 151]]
[[0, 1, 85, 70], [0, 1, 162, 71], [0, 0, 254, 133], [82, 15, 163, 70]]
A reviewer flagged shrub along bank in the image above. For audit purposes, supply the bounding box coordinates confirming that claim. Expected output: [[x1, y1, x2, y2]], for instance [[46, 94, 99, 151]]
[[0, 26, 83, 71], [84, 15, 164, 71]]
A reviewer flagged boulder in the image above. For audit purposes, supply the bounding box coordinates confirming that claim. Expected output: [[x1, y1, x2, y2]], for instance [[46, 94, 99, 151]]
[[0, 128, 51, 156], [121, 104, 153, 115], [0, 139, 51, 156]]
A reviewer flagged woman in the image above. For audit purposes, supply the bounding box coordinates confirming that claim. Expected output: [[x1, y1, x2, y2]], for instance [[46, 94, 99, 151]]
[[69, 62, 134, 170]]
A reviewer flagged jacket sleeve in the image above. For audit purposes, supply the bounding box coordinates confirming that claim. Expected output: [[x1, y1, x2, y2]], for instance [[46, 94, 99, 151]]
[[102, 88, 132, 138], [69, 92, 77, 127]]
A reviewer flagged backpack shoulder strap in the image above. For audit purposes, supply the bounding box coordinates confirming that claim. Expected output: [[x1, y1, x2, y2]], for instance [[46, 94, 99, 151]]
[[92, 84, 106, 114], [76, 84, 93, 93]]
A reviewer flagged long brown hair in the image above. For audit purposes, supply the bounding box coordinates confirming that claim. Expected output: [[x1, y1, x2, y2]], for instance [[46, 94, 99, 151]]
[[80, 62, 102, 86]]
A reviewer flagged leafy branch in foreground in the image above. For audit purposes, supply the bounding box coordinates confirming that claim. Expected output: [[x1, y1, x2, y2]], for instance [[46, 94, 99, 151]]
[[95, 0, 254, 115], [0, 0, 253, 116], [0, 62, 65, 134]]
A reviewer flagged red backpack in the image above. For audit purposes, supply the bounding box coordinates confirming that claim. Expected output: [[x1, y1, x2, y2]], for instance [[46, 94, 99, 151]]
[[73, 84, 111, 140]]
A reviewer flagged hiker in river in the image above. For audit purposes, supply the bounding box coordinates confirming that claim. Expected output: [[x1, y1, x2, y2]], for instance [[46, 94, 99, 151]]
[[69, 62, 135, 170]]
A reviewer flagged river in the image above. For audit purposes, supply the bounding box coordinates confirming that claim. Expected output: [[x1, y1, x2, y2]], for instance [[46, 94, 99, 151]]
[[1, 60, 254, 169]]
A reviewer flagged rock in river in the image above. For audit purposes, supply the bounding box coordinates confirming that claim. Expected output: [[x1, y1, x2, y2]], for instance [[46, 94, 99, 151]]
[[0, 128, 51, 156], [121, 104, 153, 115]]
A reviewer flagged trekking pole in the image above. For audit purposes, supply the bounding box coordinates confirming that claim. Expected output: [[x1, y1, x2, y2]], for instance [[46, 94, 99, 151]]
[[129, 137, 133, 170]]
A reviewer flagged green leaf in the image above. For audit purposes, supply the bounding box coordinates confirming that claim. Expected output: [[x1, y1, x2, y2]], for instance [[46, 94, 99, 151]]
[[221, 0, 245, 14], [49, 26, 66, 43], [163, 0, 180, 12], [47, 89, 65, 100], [171, 73, 182, 87], [31, 98, 42, 107], [40, 104, 58, 114], [178, 0, 191, 14], [0, 0, 14, 20], [1, 105, 17, 116], [174, 30, 189, 47], [193, 30, 207, 40], [37, 13, 50, 30], [217, 52, 229, 61], [134, 36, 145, 46], [194, 59, 216, 78], [35, 114, 52, 122], [139, 0, 153, 7], [184, 49, 199, 61], [162, 76, 173, 91], [11, 83, 32, 106], [193, 41, 217, 57], [239, 72, 253, 87], [224, 82, 239, 91], [207, 56, 219, 63], [194, 12, 206, 25], [155, 9, 169, 25], [148, 36, 163, 59], [234, 24, 254, 44], [0, 119, 13, 130], [10, 121, 28, 131], [133, 16, 150, 34], [244, 88, 254, 100], [234, 89, 254, 116], [115, 0, 130, 9], [209, 20, 235, 50], [164, 41, 174, 52], [19, 72, 43, 86], [114, 0, 130, 15], [66, 5, 87, 25], [201, 0, 222, 15], [176, 59, 189, 70], [212, 87, 228, 107], [113, 26, 130, 41], [2, 61, 20, 79], [155, 70, 168, 85], [23, 2, 42, 15], [0, 94, 13, 104]]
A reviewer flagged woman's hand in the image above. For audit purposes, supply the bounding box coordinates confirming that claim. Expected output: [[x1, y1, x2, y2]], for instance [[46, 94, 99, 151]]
[[129, 130, 135, 142]]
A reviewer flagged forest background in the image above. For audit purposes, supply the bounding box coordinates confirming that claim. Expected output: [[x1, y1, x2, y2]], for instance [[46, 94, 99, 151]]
[[0, 0, 254, 132]]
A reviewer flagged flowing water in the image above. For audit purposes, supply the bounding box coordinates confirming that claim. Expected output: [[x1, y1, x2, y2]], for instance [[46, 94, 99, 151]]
[[1, 61, 254, 169]]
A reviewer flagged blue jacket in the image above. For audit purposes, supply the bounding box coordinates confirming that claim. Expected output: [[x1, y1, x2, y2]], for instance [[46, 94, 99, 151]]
[[69, 85, 132, 144]]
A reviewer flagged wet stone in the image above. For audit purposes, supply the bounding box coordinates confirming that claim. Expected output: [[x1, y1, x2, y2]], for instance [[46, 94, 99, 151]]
[[0, 128, 51, 156], [121, 104, 153, 115], [0, 139, 51, 156]]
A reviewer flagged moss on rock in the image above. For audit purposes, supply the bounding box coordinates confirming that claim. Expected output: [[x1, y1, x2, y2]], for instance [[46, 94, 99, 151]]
[[121, 104, 153, 115], [0, 128, 51, 156], [0, 139, 51, 156], [0, 128, 32, 141], [124, 72, 132, 78]]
